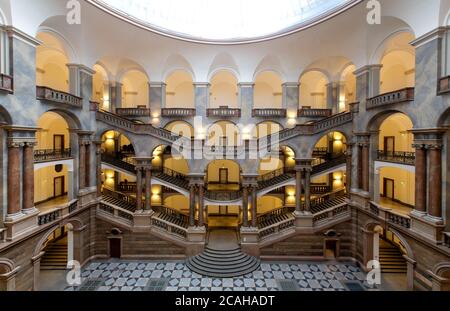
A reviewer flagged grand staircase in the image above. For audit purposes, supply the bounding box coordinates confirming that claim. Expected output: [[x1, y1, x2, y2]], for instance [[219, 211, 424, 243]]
[[102, 188, 138, 212], [257, 207, 293, 229], [379, 239, 408, 273], [186, 247, 261, 278], [40, 237, 68, 270], [310, 194, 347, 214]]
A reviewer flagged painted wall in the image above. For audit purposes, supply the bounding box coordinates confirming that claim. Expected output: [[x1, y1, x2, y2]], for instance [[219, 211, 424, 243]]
[[379, 167, 415, 206], [34, 166, 68, 203]]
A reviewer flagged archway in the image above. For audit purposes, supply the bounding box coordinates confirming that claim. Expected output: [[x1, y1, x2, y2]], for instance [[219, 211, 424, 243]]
[[36, 32, 70, 92], [120, 70, 149, 108], [92, 64, 110, 110], [254, 71, 283, 109], [209, 71, 238, 108], [299, 70, 328, 109], [164, 120, 194, 138], [206, 121, 241, 147], [379, 33, 416, 94], [165, 70, 194, 108]]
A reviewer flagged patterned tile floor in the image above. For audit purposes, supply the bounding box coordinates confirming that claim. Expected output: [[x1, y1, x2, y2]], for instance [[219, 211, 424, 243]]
[[64, 260, 377, 292]]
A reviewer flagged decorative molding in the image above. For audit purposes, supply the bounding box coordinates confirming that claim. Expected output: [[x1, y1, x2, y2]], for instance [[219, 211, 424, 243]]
[[2, 26, 41, 47], [410, 26, 448, 48]]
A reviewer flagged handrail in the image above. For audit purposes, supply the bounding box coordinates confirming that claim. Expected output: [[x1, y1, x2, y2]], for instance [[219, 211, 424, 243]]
[[376, 150, 415, 165], [367, 87, 415, 109], [102, 187, 141, 210], [36, 86, 82, 107], [34, 148, 72, 162], [298, 107, 332, 118]]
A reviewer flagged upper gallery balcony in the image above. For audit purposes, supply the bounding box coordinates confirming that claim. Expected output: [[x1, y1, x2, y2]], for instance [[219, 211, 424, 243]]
[[36, 86, 82, 108], [438, 76, 450, 95], [252, 109, 287, 118], [298, 106, 332, 118], [207, 106, 241, 118], [366, 87, 415, 110], [34, 148, 72, 163], [376, 150, 415, 165], [116, 106, 151, 118], [161, 108, 196, 118], [0, 73, 13, 93]]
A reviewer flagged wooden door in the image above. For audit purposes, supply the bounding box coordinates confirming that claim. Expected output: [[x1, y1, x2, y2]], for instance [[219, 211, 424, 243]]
[[54, 176, 64, 198], [219, 168, 228, 184], [53, 135, 64, 151], [109, 239, 121, 258], [383, 178, 395, 200]]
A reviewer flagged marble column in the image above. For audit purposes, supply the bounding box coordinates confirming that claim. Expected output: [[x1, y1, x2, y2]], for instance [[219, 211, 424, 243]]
[[428, 144, 442, 219], [189, 185, 196, 227], [79, 143, 86, 190], [295, 168, 303, 213], [361, 143, 370, 192], [145, 167, 152, 211], [238, 83, 254, 123], [149, 82, 166, 127], [95, 142, 102, 197], [282, 82, 300, 128], [7, 142, 21, 216], [198, 184, 205, 227], [136, 167, 143, 211], [251, 186, 257, 227], [413, 144, 427, 214], [110, 82, 122, 113], [22, 142, 35, 212], [304, 168, 312, 213], [357, 144, 363, 190], [326, 82, 339, 114], [242, 186, 249, 227], [85, 143, 91, 188]]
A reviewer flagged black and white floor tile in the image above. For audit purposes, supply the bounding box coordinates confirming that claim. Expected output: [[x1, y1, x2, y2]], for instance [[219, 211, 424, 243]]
[[64, 261, 375, 292]]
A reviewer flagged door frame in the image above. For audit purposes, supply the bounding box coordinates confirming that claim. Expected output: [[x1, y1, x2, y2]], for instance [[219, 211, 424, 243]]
[[108, 237, 122, 259], [53, 176, 65, 198], [383, 136, 395, 153], [219, 168, 228, 184], [383, 177, 395, 200], [53, 134, 65, 151]]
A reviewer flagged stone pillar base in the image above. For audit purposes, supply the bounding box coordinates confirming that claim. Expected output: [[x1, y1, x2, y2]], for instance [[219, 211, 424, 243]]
[[410, 213, 445, 242], [133, 210, 154, 231], [4, 210, 39, 241], [187, 226, 206, 243], [78, 187, 98, 206], [240, 227, 260, 257], [294, 212, 313, 228]]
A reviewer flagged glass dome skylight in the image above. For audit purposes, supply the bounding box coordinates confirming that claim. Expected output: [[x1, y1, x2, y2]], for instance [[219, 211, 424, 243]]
[[91, 0, 358, 43]]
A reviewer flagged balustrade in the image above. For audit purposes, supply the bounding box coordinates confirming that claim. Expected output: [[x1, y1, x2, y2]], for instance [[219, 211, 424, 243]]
[[116, 107, 151, 117], [34, 148, 72, 162], [298, 107, 332, 118], [252, 109, 287, 118], [98, 202, 134, 223], [36, 86, 82, 107], [207, 107, 241, 118], [366, 88, 414, 109], [38, 210, 61, 226], [161, 108, 196, 117], [376, 150, 415, 165]]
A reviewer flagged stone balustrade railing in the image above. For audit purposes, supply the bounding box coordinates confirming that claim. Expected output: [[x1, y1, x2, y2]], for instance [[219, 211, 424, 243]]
[[368, 201, 411, 229], [207, 107, 241, 118], [258, 215, 295, 239], [118, 182, 137, 193], [438, 76, 450, 94], [366, 87, 415, 110], [36, 86, 83, 108], [161, 108, 196, 117], [98, 202, 134, 223], [151, 216, 188, 239], [34, 148, 72, 163], [257, 206, 291, 225], [0, 73, 13, 93], [0, 228, 6, 243], [38, 199, 79, 226], [376, 150, 415, 165], [312, 203, 350, 226], [298, 107, 332, 118], [252, 109, 287, 118], [312, 111, 353, 133], [116, 107, 151, 117], [205, 190, 242, 202]]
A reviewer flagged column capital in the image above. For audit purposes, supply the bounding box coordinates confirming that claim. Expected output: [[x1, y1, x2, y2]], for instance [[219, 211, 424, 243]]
[[282, 82, 300, 88], [238, 82, 255, 88], [149, 82, 167, 88], [66, 63, 96, 76], [242, 174, 259, 187], [412, 128, 445, 145], [193, 82, 211, 88], [425, 143, 444, 150], [353, 64, 383, 77], [7, 137, 36, 148]]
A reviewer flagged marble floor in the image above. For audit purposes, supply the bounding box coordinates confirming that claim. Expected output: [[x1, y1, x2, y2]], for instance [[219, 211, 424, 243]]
[[53, 260, 386, 292], [36, 195, 69, 213]]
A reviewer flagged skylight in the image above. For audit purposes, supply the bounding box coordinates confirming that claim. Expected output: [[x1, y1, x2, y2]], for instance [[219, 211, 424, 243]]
[[92, 0, 357, 43]]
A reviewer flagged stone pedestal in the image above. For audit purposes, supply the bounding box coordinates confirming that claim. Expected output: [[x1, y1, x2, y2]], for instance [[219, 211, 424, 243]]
[[133, 210, 154, 231], [187, 226, 206, 243], [294, 212, 313, 228], [410, 213, 445, 242], [240, 227, 260, 257], [4, 209, 39, 241]]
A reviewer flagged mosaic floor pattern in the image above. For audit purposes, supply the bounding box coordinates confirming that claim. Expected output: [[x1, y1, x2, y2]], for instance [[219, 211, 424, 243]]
[[64, 260, 376, 292]]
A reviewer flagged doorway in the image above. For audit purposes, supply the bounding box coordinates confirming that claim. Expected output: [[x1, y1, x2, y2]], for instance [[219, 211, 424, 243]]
[[383, 178, 395, 200], [109, 238, 121, 258], [219, 168, 228, 184], [53, 134, 65, 151], [54, 176, 65, 198], [383, 136, 395, 153]]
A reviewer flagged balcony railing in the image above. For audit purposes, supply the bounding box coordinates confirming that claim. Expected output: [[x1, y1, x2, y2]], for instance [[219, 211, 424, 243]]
[[151, 215, 188, 239], [252, 109, 287, 118], [36, 86, 82, 108], [207, 107, 241, 118], [376, 150, 415, 165], [369, 201, 411, 229], [312, 204, 350, 226], [298, 107, 332, 118], [118, 182, 137, 193], [366, 87, 415, 110], [258, 216, 295, 239], [116, 107, 151, 117], [438, 76, 450, 94], [161, 108, 196, 117], [34, 149, 72, 163], [205, 191, 242, 202], [0, 73, 13, 93], [98, 202, 134, 223]]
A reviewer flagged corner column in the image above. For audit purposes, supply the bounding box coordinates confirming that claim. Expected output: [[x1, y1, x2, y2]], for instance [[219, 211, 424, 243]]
[[22, 141, 37, 213], [242, 185, 249, 227], [428, 144, 443, 220], [6, 141, 21, 217], [295, 166, 303, 214], [413, 143, 427, 215]]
